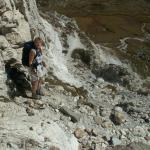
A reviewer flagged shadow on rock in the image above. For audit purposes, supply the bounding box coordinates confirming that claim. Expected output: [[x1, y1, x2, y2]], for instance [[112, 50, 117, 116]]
[[92, 64, 130, 86], [5, 58, 31, 98]]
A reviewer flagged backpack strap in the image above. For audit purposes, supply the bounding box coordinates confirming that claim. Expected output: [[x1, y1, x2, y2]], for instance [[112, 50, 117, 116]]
[[31, 49, 42, 69]]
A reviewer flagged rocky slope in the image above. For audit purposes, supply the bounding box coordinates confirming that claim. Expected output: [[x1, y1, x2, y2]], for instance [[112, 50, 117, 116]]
[[0, 0, 150, 150], [37, 0, 150, 78]]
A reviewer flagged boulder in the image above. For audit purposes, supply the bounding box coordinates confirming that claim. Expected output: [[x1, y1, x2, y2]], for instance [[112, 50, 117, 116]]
[[110, 136, 121, 146], [111, 107, 126, 125], [113, 112, 126, 125], [92, 64, 130, 86], [71, 48, 91, 65], [74, 128, 87, 139], [102, 121, 113, 128], [59, 106, 81, 123]]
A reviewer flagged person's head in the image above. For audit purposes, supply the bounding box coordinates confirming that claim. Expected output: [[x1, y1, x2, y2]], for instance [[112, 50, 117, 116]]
[[34, 37, 44, 50]]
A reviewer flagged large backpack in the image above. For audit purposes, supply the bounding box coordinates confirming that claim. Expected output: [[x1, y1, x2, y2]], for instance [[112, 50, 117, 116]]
[[22, 41, 35, 67]]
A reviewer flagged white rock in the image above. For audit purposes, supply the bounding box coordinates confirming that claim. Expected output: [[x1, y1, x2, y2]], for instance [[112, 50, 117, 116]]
[[111, 136, 121, 146], [0, 36, 10, 50], [97, 78, 105, 83], [3, 10, 31, 45], [114, 106, 123, 112], [0, 111, 79, 150], [0, 0, 12, 13], [2, 48, 18, 61]]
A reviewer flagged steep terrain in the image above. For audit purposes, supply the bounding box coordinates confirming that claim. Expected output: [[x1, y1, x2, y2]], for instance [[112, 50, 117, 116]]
[[37, 0, 150, 77], [0, 0, 150, 150]]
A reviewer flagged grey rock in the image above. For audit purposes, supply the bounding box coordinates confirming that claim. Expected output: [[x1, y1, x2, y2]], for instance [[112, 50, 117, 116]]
[[110, 136, 121, 146], [0, 36, 10, 50], [102, 121, 113, 128], [71, 48, 91, 65], [74, 128, 87, 139], [50, 146, 60, 150], [111, 107, 126, 125], [113, 111, 126, 125], [59, 106, 81, 123], [103, 134, 111, 141], [107, 142, 150, 150], [26, 107, 34, 116], [94, 116, 103, 125], [92, 64, 129, 85], [0, 0, 150, 150]]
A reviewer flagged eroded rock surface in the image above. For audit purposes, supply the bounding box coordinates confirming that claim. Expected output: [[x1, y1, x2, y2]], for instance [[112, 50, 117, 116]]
[[0, 0, 150, 150]]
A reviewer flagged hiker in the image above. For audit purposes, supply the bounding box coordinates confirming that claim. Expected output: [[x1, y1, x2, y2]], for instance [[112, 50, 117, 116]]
[[22, 37, 47, 99]]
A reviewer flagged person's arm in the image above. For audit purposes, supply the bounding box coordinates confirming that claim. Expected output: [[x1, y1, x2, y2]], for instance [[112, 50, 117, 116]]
[[29, 49, 36, 67]]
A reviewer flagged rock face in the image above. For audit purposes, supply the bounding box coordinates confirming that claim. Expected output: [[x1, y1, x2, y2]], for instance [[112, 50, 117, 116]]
[[0, 0, 80, 149], [5, 58, 31, 97], [37, 0, 150, 78], [0, 0, 150, 150], [37, 0, 150, 16], [0, 102, 78, 150], [2, 10, 31, 45]]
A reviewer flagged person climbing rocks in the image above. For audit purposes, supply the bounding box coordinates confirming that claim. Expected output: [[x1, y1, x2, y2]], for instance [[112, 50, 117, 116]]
[[22, 37, 47, 99]]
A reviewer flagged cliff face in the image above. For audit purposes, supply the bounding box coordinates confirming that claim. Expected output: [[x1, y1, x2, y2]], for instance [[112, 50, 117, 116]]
[[37, 0, 150, 16], [37, 0, 150, 77], [0, 0, 150, 150]]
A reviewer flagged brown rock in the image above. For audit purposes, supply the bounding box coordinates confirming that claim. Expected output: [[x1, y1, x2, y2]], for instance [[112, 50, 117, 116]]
[[94, 116, 103, 125], [74, 128, 86, 139], [102, 121, 113, 128], [114, 112, 126, 125], [49, 146, 60, 150]]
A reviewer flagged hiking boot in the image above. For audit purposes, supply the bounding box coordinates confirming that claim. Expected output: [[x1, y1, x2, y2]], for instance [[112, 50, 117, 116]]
[[36, 88, 45, 96], [32, 93, 41, 100]]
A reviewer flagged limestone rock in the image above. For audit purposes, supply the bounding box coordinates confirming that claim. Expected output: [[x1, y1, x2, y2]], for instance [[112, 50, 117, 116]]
[[94, 116, 103, 125], [59, 106, 81, 123], [108, 142, 150, 150], [74, 128, 87, 139], [56, 85, 65, 91], [111, 107, 126, 125], [2, 48, 18, 61], [0, 36, 10, 50], [2, 10, 31, 45], [0, 0, 149, 150], [26, 107, 35, 116], [0, 54, 9, 101], [0, 0, 12, 14], [102, 121, 113, 128], [50, 146, 60, 150], [92, 64, 128, 85], [114, 112, 126, 125], [110, 136, 121, 146], [0, 112, 79, 150]]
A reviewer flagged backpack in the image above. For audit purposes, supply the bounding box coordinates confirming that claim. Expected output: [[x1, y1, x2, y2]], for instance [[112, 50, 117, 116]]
[[22, 41, 36, 67]]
